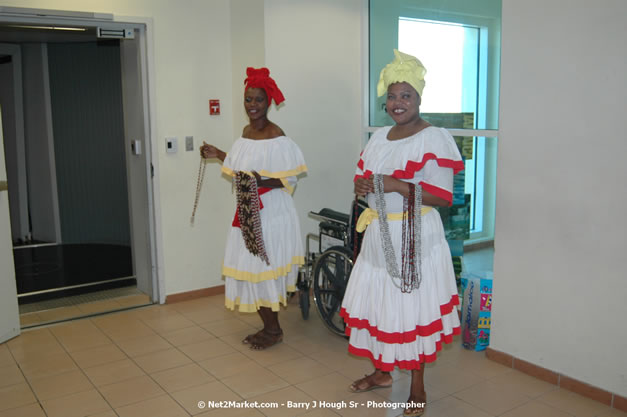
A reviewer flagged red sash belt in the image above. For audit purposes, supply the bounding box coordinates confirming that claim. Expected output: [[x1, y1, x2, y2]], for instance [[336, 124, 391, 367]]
[[232, 187, 272, 227]]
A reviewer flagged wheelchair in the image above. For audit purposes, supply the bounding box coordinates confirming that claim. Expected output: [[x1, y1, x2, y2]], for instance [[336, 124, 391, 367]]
[[296, 198, 367, 336]]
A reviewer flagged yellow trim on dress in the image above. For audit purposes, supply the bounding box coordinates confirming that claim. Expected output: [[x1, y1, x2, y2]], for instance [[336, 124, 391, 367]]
[[222, 256, 305, 283], [225, 288, 296, 312], [356, 207, 433, 233], [279, 178, 294, 194], [221, 165, 308, 179]]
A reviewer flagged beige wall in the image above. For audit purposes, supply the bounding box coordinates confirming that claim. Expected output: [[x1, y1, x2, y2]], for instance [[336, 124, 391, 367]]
[[493, 0, 627, 397], [265, 0, 364, 235]]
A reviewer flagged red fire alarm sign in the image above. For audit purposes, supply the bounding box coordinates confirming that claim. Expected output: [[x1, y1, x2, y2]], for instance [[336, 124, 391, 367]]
[[209, 99, 220, 115]]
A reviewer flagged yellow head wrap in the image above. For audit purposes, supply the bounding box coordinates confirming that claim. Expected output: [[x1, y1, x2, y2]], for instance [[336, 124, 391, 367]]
[[377, 49, 427, 98]]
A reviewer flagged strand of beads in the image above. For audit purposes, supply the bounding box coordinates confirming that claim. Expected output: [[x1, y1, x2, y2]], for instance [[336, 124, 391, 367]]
[[190, 157, 207, 225], [373, 174, 402, 288]]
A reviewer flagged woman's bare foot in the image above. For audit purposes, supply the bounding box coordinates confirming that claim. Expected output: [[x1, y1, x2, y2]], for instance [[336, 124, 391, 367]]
[[348, 370, 393, 393]]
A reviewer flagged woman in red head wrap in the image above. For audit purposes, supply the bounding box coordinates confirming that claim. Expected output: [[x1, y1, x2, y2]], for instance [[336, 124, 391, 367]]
[[200, 68, 307, 350]]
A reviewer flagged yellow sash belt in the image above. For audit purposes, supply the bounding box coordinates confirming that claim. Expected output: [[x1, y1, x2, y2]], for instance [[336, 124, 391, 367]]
[[356, 207, 433, 233]]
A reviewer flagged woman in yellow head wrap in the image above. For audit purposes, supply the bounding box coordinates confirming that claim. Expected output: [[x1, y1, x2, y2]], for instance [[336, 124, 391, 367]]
[[340, 50, 464, 417]]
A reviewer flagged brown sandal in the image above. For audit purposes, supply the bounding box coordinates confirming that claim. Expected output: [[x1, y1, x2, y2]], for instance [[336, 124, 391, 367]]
[[249, 330, 283, 350], [242, 330, 265, 345], [403, 395, 426, 417], [348, 373, 393, 393]]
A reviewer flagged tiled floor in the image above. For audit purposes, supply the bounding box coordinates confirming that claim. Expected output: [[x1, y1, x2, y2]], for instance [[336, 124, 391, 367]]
[[1, 294, 625, 417]]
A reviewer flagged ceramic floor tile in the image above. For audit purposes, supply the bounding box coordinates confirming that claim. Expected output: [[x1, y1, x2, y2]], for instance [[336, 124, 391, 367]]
[[115, 394, 189, 417], [0, 382, 37, 412], [69, 343, 127, 369], [151, 363, 215, 393], [500, 400, 575, 417], [0, 363, 25, 388], [83, 358, 145, 387], [301, 410, 342, 417], [0, 403, 46, 417], [201, 318, 255, 337], [8, 331, 66, 363], [178, 338, 234, 362], [453, 380, 531, 415], [40, 389, 111, 417], [124, 305, 181, 321], [170, 380, 242, 415], [98, 375, 165, 408], [598, 408, 627, 417], [88, 411, 119, 417], [296, 372, 355, 404], [18, 351, 79, 380], [248, 385, 315, 417], [29, 369, 94, 401], [115, 333, 173, 357], [419, 395, 493, 417], [92, 316, 156, 341], [451, 353, 513, 379], [48, 317, 103, 339], [142, 314, 197, 334], [197, 407, 266, 416], [198, 351, 257, 379], [270, 356, 336, 385], [487, 368, 558, 398], [161, 325, 215, 347], [538, 389, 614, 417], [0, 345, 14, 368], [240, 340, 304, 367], [51, 328, 111, 353], [423, 362, 487, 395], [221, 366, 290, 399], [133, 347, 192, 373], [182, 306, 238, 325]]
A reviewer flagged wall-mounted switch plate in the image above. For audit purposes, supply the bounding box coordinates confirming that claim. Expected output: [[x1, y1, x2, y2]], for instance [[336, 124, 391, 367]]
[[166, 137, 177, 154], [185, 136, 194, 151]]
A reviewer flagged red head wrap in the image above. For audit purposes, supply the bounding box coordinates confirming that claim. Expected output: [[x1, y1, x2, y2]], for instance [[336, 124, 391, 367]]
[[244, 67, 285, 106]]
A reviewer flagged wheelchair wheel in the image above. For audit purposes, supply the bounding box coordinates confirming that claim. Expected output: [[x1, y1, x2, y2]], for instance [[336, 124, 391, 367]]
[[296, 270, 310, 320], [299, 290, 310, 320], [312, 246, 353, 336]]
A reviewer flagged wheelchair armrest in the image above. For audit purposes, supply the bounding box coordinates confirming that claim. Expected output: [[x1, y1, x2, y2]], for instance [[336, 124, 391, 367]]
[[309, 208, 349, 225]]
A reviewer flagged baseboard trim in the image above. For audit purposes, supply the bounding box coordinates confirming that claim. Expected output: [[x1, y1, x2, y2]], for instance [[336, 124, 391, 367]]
[[486, 347, 626, 412], [165, 285, 225, 304]]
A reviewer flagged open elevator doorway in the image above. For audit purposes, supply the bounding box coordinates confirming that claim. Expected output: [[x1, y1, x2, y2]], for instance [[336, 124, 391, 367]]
[[0, 10, 158, 328]]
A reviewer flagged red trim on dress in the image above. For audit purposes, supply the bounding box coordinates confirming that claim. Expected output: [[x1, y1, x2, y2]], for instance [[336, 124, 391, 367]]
[[347, 327, 460, 371], [353, 153, 464, 183], [340, 295, 459, 344], [419, 182, 453, 206]]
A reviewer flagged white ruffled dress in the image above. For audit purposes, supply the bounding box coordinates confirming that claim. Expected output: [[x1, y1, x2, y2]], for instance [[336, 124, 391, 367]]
[[340, 126, 464, 370], [221, 136, 307, 312]]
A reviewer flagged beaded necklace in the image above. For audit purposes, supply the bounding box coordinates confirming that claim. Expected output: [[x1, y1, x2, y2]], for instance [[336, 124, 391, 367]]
[[373, 174, 422, 292], [190, 157, 207, 225]]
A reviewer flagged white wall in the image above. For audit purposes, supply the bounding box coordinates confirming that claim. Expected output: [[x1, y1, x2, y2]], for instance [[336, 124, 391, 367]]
[[493, 0, 627, 396], [264, 0, 364, 237]]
